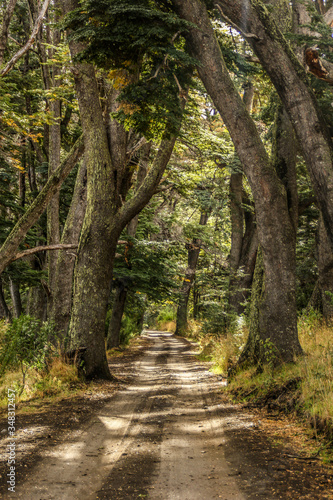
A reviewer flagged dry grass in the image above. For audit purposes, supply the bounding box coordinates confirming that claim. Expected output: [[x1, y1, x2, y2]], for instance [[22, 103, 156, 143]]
[[221, 311, 333, 448], [0, 356, 82, 409], [157, 320, 176, 332]]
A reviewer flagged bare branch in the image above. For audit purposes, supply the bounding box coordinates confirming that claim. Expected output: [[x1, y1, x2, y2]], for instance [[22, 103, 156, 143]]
[[1, 0, 51, 77], [215, 3, 261, 40], [11, 244, 79, 263]]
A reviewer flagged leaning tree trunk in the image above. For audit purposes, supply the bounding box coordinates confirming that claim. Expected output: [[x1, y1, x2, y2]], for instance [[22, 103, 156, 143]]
[[216, 0, 333, 251], [173, 0, 302, 364], [175, 211, 209, 336]]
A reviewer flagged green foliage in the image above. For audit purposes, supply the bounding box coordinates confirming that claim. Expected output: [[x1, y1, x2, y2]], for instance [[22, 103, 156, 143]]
[[113, 239, 182, 302], [62, 0, 196, 137], [0, 316, 55, 390], [120, 293, 146, 344]]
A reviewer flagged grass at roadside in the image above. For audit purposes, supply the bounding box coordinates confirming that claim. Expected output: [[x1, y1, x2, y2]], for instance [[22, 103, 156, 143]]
[[187, 311, 333, 455], [0, 331, 144, 414]]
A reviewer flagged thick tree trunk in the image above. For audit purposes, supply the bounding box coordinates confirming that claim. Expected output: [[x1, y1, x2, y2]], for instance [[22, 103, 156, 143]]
[[27, 285, 47, 321], [216, 0, 333, 250], [66, 56, 118, 379], [107, 285, 127, 350], [51, 159, 87, 342], [61, 0, 184, 379], [173, 0, 302, 363], [175, 212, 209, 336]]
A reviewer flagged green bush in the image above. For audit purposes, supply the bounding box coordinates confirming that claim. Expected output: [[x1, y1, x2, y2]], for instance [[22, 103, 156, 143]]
[[0, 315, 55, 391]]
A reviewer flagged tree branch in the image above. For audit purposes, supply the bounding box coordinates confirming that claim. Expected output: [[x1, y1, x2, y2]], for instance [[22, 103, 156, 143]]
[[215, 3, 261, 40], [11, 244, 79, 263], [1, 0, 51, 76], [0, 135, 84, 275]]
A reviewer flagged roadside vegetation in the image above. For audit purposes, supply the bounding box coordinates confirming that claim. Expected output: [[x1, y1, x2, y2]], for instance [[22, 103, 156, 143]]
[[178, 309, 333, 455]]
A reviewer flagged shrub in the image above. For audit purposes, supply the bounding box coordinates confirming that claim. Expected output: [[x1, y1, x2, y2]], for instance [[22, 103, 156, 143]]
[[0, 315, 55, 392]]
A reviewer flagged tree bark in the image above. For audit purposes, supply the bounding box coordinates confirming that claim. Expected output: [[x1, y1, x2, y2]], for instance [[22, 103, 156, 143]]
[[173, 0, 302, 363]]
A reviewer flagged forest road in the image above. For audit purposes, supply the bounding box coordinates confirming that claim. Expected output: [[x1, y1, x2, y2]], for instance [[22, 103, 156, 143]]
[[6, 331, 333, 500]]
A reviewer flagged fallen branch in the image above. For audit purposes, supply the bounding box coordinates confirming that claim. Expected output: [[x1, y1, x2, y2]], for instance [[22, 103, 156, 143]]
[[10, 244, 79, 263]]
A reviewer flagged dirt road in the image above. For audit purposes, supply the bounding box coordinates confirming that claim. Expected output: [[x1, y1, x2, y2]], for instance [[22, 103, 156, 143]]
[[2, 331, 333, 499]]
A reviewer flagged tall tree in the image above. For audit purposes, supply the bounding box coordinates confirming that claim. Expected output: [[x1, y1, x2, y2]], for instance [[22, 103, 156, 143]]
[[60, 0, 190, 379], [215, 0, 333, 251], [172, 0, 302, 364]]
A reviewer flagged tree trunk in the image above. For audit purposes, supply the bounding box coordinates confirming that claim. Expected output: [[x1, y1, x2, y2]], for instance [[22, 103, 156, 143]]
[[27, 285, 47, 321], [47, 6, 61, 314], [229, 209, 258, 315], [61, 0, 184, 379], [107, 285, 127, 350], [173, 0, 302, 363], [317, 214, 333, 322], [51, 159, 87, 342], [9, 279, 22, 318], [0, 277, 11, 320], [0, 0, 18, 66], [237, 247, 264, 368], [228, 82, 257, 316], [175, 212, 209, 336]]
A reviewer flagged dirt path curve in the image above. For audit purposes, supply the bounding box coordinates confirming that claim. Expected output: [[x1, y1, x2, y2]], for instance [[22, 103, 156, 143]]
[[4, 331, 333, 499]]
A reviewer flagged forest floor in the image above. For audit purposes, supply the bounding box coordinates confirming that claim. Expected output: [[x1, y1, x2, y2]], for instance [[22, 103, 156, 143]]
[[0, 331, 333, 499]]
